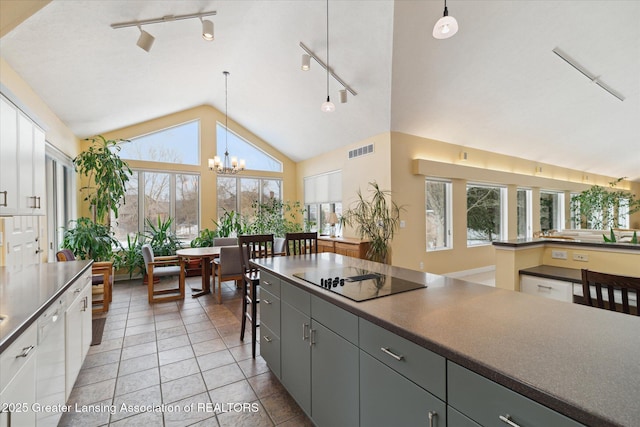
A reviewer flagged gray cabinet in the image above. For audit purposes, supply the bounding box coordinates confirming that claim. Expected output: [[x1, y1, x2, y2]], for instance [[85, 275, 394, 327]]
[[448, 362, 584, 427], [360, 350, 445, 427], [280, 282, 311, 414], [259, 272, 281, 378]]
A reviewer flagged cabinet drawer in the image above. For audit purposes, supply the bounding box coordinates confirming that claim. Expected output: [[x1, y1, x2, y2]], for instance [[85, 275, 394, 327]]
[[520, 276, 573, 302], [360, 350, 446, 427], [282, 280, 310, 316], [261, 288, 280, 337], [66, 272, 92, 305], [260, 271, 281, 297], [448, 407, 481, 427], [359, 318, 446, 400], [1, 322, 37, 392], [448, 362, 584, 427], [311, 295, 358, 345], [260, 324, 280, 378]]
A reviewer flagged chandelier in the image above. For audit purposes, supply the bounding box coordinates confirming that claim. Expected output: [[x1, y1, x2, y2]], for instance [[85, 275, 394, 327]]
[[209, 71, 245, 174]]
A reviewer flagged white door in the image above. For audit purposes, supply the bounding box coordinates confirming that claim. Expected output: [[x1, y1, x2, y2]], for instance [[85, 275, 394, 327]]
[[4, 216, 41, 269]]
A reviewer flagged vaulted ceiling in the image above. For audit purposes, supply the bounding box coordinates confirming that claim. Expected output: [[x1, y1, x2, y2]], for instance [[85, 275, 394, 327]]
[[1, 1, 639, 181]]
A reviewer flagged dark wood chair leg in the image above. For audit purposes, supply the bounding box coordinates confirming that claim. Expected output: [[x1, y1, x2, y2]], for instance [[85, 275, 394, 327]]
[[240, 280, 248, 341], [251, 280, 259, 358]]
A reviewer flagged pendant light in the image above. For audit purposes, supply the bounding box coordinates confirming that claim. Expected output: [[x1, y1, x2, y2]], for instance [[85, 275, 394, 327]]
[[209, 71, 245, 174], [433, 0, 458, 39], [321, 0, 335, 113]]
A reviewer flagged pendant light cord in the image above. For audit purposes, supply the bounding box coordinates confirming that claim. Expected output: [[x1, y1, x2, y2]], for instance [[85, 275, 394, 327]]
[[326, 0, 330, 100], [224, 71, 229, 154]]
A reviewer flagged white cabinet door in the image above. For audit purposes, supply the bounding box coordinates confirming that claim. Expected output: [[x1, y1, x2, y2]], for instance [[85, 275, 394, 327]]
[[65, 273, 92, 398], [0, 97, 18, 214], [520, 275, 573, 302], [32, 126, 46, 215], [0, 353, 36, 427], [18, 113, 35, 213]]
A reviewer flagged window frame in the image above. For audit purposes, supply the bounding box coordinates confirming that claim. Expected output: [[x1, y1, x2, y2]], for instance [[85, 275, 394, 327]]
[[517, 188, 533, 239], [425, 178, 453, 251], [466, 182, 507, 247], [540, 190, 565, 232]]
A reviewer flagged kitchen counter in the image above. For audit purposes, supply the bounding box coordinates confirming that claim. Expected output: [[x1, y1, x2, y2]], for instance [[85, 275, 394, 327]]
[[494, 237, 640, 251], [0, 260, 92, 353], [252, 253, 640, 427], [520, 265, 582, 283]]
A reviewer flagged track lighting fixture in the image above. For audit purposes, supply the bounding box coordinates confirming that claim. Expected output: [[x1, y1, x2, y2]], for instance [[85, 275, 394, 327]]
[[339, 89, 347, 104], [136, 27, 155, 52], [301, 54, 311, 71], [111, 11, 217, 52], [433, 0, 458, 39], [201, 18, 214, 41]]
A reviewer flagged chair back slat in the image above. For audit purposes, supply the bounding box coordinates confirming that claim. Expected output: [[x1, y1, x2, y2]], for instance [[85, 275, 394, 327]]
[[284, 232, 318, 256], [238, 234, 275, 274], [581, 269, 640, 316]]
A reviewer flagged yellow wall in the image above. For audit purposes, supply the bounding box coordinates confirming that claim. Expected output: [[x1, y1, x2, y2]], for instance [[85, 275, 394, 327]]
[[97, 105, 297, 226], [0, 0, 50, 38], [296, 133, 392, 237]]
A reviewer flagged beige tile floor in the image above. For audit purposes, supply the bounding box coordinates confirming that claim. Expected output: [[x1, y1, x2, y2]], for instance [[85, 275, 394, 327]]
[[58, 276, 313, 427]]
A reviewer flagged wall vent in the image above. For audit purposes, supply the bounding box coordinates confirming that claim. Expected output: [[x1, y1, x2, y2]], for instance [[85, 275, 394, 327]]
[[348, 143, 374, 159]]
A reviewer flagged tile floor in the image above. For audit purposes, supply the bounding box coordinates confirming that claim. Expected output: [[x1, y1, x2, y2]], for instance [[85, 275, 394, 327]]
[[58, 276, 313, 427]]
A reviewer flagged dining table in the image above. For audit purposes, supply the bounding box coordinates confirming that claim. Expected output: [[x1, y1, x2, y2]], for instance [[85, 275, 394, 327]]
[[176, 246, 222, 298]]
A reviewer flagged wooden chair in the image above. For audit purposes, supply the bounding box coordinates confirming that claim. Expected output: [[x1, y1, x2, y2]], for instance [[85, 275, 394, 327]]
[[238, 234, 275, 358], [141, 244, 186, 303], [56, 249, 112, 313], [285, 232, 318, 255], [581, 269, 640, 316], [211, 246, 245, 304]]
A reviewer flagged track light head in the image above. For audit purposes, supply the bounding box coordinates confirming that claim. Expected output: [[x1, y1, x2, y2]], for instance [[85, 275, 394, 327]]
[[339, 89, 347, 104], [301, 54, 311, 71], [201, 19, 214, 41], [136, 27, 155, 52]]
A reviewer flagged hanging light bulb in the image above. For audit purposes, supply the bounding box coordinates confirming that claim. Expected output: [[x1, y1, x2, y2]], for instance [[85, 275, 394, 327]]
[[321, 0, 335, 112], [433, 0, 458, 39]]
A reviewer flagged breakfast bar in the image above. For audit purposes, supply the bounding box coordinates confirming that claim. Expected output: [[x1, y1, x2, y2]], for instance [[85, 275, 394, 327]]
[[252, 253, 640, 427]]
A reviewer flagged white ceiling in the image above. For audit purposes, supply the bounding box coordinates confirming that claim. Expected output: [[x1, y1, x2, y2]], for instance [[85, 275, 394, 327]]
[[1, 0, 639, 181]]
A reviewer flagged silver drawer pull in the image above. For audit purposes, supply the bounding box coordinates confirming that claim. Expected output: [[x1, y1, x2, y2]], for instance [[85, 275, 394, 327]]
[[537, 284, 553, 290], [380, 347, 404, 361], [428, 411, 437, 427], [16, 345, 35, 358], [263, 335, 272, 343], [74, 288, 82, 294], [309, 329, 316, 347], [499, 414, 522, 427], [263, 298, 272, 305], [302, 323, 309, 340], [0, 190, 7, 207], [263, 280, 271, 286]]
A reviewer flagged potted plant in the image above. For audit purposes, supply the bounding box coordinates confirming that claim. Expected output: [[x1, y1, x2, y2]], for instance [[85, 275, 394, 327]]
[[114, 233, 146, 279], [570, 177, 640, 236], [340, 181, 403, 264], [61, 217, 122, 261], [145, 216, 183, 256], [248, 198, 305, 237]]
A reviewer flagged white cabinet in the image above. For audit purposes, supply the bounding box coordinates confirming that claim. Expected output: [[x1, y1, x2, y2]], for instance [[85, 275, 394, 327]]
[[0, 95, 45, 216], [65, 272, 93, 398], [520, 275, 573, 302], [0, 323, 37, 427]]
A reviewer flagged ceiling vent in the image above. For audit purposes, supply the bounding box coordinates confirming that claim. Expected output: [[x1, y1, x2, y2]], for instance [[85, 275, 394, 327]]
[[348, 143, 374, 159]]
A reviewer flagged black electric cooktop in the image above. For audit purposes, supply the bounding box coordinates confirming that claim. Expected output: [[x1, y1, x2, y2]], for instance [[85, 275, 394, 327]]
[[293, 267, 427, 302]]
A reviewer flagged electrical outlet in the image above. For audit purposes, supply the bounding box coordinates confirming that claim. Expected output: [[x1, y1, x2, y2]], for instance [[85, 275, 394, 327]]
[[419, 262, 424, 270], [573, 253, 589, 262], [551, 250, 567, 260], [400, 220, 406, 228]]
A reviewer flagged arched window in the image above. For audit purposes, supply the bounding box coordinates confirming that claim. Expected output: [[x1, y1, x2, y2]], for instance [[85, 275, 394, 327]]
[[118, 120, 200, 165], [216, 123, 282, 172]]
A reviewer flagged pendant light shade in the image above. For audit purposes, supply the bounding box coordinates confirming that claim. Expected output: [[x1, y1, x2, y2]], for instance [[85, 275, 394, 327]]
[[433, 0, 458, 39], [321, 96, 336, 112]]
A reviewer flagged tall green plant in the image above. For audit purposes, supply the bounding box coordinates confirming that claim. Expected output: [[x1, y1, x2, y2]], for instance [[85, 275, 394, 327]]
[[145, 216, 183, 256], [570, 178, 640, 230], [248, 198, 305, 237], [62, 217, 121, 261], [73, 135, 132, 222], [340, 182, 403, 264]]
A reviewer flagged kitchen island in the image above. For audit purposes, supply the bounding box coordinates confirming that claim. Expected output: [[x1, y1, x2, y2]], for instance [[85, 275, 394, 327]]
[[252, 253, 639, 427]]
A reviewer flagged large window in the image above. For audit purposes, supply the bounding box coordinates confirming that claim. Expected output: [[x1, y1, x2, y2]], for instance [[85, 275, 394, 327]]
[[425, 179, 452, 251], [46, 146, 75, 261], [118, 121, 200, 165], [217, 124, 282, 172], [304, 171, 342, 235], [216, 176, 282, 221], [112, 170, 199, 244], [517, 188, 532, 239], [467, 184, 506, 246], [540, 191, 564, 232]]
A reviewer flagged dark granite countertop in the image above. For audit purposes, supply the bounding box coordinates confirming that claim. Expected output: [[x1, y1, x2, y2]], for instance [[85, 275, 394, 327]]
[[252, 253, 640, 427], [519, 265, 583, 283], [494, 238, 640, 251], [0, 260, 92, 353]]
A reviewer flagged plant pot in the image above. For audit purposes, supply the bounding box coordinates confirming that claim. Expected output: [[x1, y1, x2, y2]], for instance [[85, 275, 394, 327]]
[[186, 257, 202, 277]]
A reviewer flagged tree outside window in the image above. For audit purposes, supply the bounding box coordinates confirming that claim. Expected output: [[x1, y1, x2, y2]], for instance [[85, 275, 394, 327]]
[[467, 184, 505, 245]]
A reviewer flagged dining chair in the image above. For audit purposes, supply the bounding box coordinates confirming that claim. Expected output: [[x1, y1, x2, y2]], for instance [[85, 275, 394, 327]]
[[56, 249, 112, 313], [238, 233, 275, 358], [284, 232, 318, 255], [213, 237, 238, 247], [581, 269, 640, 316], [212, 246, 245, 304], [141, 244, 186, 303]]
